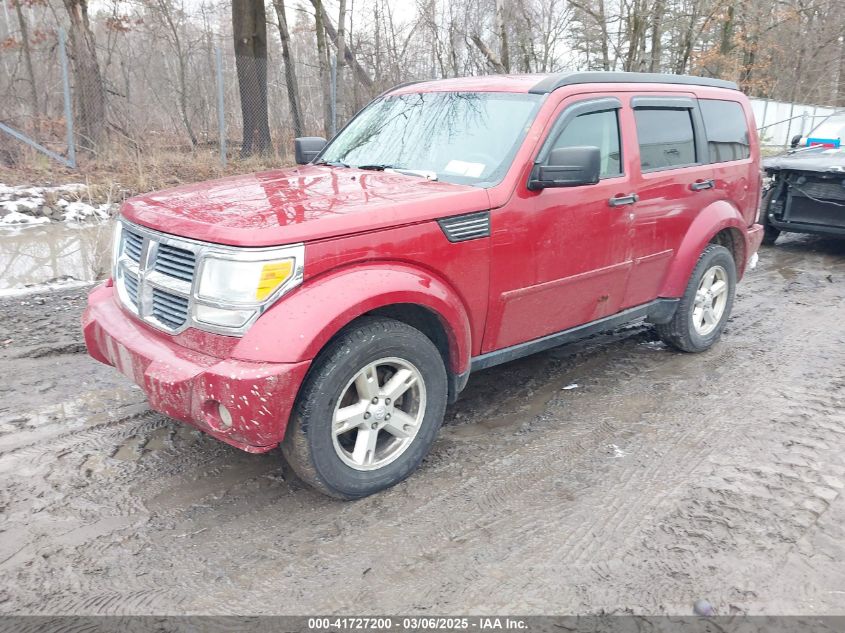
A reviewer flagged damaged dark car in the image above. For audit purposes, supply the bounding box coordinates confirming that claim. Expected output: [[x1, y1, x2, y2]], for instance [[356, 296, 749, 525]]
[[761, 148, 845, 244]]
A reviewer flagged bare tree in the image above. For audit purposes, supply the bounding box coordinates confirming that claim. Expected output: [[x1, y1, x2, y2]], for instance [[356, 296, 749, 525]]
[[311, 0, 374, 89], [62, 0, 106, 151], [272, 0, 304, 138], [232, 0, 271, 156], [13, 0, 39, 131], [336, 0, 348, 118], [495, 0, 510, 72], [650, 0, 666, 71], [149, 0, 198, 147], [5, 0, 845, 167], [312, 0, 333, 138], [570, 0, 612, 70], [838, 31, 845, 107], [470, 33, 507, 73]]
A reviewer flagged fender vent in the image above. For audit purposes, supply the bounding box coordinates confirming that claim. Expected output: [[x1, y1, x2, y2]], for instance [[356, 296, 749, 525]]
[[438, 211, 491, 242]]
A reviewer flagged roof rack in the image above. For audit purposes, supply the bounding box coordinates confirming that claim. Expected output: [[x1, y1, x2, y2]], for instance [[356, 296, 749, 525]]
[[529, 71, 739, 94]]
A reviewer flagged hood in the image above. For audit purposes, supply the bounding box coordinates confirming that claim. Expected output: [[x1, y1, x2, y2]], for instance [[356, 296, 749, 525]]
[[763, 148, 845, 175], [121, 165, 491, 247]]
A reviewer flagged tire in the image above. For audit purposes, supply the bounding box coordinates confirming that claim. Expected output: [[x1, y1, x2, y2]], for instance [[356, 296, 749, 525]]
[[762, 224, 781, 246], [656, 244, 737, 353], [760, 188, 781, 246], [282, 316, 448, 499]]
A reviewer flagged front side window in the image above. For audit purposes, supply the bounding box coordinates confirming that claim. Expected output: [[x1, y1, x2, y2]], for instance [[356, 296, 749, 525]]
[[318, 91, 543, 187], [700, 99, 751, 162], [635, 108, 696, 170], [551, 109, 622, 178]]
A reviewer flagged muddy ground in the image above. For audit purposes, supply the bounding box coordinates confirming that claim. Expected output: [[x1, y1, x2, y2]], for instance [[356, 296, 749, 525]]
[[0, 233, 844, 616]]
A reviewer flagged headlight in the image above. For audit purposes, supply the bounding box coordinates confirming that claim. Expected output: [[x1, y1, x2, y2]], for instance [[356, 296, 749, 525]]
[[198, 256, 296, 303], [193, 244, 304, 331]]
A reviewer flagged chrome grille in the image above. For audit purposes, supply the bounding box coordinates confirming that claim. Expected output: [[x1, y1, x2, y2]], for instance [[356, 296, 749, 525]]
[[123, 230, 143, 262], [112, 219, 305, 337], [152, 288, 189, 329], [154, 243, 196, 282], [115, 223, 199, 334], [123, 270, 140, 305]]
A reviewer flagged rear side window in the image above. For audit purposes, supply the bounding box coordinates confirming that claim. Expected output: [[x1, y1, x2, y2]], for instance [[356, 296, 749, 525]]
[[551, 109, 622, 178], [634, 108, 696, 170], [700, 99, 751, 162]]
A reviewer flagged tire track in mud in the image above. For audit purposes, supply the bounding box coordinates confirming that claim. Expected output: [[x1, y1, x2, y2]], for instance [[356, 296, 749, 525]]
[[366, 352, 750, 611], [180, 334, 759, 614], [2, 236, 845, 615], [268, 240, 845, 614]]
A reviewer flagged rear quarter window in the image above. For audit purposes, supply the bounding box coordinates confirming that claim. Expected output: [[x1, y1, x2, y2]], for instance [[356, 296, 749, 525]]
[[699, 99, 751, 162]]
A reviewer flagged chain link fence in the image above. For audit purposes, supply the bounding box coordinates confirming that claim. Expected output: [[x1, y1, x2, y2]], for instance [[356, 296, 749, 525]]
[[2, 3, 841, 172], [0, 2, 380, 171]]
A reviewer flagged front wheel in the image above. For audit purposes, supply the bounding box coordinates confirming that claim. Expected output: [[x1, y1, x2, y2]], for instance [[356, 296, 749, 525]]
[[656, 244, 737, 353], [282, 317, 447, 499]]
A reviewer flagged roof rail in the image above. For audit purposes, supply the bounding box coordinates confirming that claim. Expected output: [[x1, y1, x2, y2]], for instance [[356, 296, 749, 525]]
[[529, 71, 739, 94]]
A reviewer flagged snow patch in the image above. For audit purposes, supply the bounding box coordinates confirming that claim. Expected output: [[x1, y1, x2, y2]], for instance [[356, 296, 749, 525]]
[[0, 183, 115, 226], [61, 201, 113, 223], [0, 211, 50, 226], [0, 277, 93, 298], [1, 197, 45, 213]]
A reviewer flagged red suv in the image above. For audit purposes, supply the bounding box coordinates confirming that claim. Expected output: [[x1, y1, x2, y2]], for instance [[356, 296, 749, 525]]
[[84, 72, 764, 498]]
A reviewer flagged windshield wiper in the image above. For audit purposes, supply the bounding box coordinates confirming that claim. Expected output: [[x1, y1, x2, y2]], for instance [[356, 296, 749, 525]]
[[357, 164, 438, 181], [313, 159, 349, 167]]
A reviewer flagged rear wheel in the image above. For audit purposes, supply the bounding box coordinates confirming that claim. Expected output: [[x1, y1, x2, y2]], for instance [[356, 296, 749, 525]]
[[656, 244, 736, 353], [282, 317, 447, 499]]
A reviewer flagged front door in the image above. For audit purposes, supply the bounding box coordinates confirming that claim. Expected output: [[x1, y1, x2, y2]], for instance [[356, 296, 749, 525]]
[[484, 95, 636, 352]]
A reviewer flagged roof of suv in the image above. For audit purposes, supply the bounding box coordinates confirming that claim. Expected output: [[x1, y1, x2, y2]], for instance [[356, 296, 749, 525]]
[[388, 71, 739, 96]]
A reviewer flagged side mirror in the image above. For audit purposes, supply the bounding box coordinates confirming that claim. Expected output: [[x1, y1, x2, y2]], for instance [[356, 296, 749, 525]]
[[790, 134, 802, 149], [294, 137, 327, 165], [528, 146, 602, 190]]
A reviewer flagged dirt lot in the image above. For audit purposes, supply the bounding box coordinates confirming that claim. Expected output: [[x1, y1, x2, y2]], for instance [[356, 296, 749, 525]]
[[1, 233, 844, 616]]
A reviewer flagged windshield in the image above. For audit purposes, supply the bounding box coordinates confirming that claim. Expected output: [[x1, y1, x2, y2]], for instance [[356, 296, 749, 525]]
[[318, 91, 543, 187]]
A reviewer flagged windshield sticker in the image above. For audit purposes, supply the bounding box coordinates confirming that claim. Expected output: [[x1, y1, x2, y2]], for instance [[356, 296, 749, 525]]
[[444, 160, 486, 178]]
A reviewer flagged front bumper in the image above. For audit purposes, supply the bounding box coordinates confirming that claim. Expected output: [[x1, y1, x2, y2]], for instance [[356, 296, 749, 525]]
[[82, 283, 310, 452]]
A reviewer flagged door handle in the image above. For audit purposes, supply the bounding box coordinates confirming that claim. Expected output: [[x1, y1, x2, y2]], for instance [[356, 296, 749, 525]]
[[690, 179, 715, 191], [608, 193, 639, 207]]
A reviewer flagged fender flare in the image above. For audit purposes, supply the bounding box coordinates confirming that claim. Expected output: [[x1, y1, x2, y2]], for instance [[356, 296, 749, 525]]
[[659, 200, 749, 298], [231, 262, 473, 374]]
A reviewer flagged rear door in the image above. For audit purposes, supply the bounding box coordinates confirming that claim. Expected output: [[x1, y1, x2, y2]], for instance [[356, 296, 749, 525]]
[[699, 97, 759, 227], [621, 94, 717, 308]]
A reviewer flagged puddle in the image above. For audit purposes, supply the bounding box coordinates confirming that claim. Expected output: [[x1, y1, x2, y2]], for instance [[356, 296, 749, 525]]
[[0, 220, 114, 294], [110, 425, 181, 462], [144, 426, 174, 452], [112, 435, 145, 461]]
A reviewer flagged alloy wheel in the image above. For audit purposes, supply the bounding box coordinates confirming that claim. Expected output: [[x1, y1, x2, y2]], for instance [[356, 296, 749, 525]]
[[331, 357, 427, 471], [693, 264, 729, 336]]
